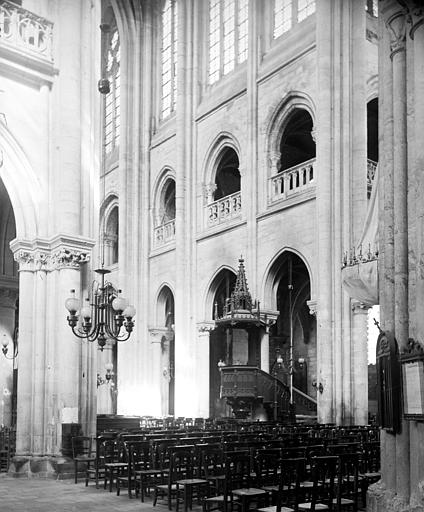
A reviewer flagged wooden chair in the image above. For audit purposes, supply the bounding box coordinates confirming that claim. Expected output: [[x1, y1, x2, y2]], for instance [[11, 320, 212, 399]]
[[154, 446, 205, 511], [203, 451, 268, 512], [116, 440, 150, 498], [85, 437, 108, 488], [298, 455, 338, 511], [333, 453, 360, 511], [103, 439, 128, 492], [71, 435, 95, 484], [359, 441, 380, 505], [258, 457, 306, 512]]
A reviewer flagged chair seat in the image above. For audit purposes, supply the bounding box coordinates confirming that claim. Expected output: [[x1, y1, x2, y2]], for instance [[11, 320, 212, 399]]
[[262, 484, 279, 492], [333, 498, 354, 505], [298, 503, 329, 511], [156, 483, 178, 491], [204, 494, 234, 503], [105, 462, 128, 468], [258, 506, 294, 512], [177, 478, 208, 485], [300, 480, 314, 488], [232, 487, 268, 497]]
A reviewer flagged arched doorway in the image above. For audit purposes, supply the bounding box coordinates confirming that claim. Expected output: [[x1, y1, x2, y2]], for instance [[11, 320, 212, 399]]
[[268, 251, 316, 402], [0, 177, 19, 428], [208, 268, 237, 418], [157, 285, 175, 416]]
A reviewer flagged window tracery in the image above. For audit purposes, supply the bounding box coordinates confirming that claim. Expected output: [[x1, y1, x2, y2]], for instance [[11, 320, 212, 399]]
[[162, 0, 178, 119], [104, 26, 120, 154], [208, 0, 248, 85]]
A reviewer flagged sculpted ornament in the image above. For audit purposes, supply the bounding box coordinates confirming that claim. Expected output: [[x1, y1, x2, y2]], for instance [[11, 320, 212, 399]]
[[51, 248, 90, 269]]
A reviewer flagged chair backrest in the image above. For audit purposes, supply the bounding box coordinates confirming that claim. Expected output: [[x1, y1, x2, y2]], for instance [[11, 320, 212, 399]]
[[335, 452, 359, 510], [362, 441, 380, 473], [167, 448, 195, 484], [126, 440, 151, 472], [201, 446, 225, 479], [276, 457, 306, 512], [308, 455, 338, 511], [224, 452, 252, 492], [254, 450, 281, 487], [71, 436, 93, 459]]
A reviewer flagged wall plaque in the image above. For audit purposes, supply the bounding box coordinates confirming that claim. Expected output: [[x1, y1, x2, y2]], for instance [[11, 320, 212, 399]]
[[401, 338, 424, 421]]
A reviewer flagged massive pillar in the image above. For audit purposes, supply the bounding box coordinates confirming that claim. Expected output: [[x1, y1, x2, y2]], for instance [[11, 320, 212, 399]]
[[368, 1, 424, 510], [316, 0, 368, 424], [9, 238, 94, 478]]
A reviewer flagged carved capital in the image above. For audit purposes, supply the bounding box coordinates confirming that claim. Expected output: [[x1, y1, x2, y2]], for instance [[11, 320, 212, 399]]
[[197, 321, 215, 333], [14, 250, 35, 271], [405, 2, 424, 38], [204, 183, 217, 204], [351, 300, 371, 312], [51, 248, 90, 269], [306, 299, 317, 317], [386, 10, 407, 57]]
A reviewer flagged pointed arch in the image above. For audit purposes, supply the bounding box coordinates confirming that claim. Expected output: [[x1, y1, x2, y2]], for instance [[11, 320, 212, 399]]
[[202, 132, 243, 186], [0, 124, 42, 239], [156, 283, 175, 327], [202, 265, 238, 321]]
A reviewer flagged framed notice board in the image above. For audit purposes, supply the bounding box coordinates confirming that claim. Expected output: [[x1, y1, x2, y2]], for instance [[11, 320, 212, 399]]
[[401, 338, 424, 421]]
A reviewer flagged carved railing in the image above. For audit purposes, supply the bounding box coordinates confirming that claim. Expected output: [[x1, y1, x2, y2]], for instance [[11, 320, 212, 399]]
[[0, 1, 53, 61], [270, 158, 315, 202], [220, 365, 291, 419], [154, 219, 176, 247], [367, 159, 377, 198], [207, 191, 241, 227], [292, 386, 317, 414]]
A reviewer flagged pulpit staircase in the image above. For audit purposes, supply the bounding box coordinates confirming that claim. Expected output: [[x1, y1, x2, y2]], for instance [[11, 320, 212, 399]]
[[220, 366, 317, 423]]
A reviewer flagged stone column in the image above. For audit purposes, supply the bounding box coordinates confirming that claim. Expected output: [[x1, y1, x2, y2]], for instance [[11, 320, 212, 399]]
[[196, 322, 215, 418], [351, 301, 369, 425], [9, 238, 93, 477]]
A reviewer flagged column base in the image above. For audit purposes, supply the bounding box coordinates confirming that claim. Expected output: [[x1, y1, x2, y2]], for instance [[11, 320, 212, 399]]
[[367, 481, 414, 512], [8, 455, 74, 479]]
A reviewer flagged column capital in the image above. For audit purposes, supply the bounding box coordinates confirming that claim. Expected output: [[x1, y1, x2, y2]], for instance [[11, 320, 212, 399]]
[[196, 321, 215, 333], [351, 300, 371, 313], [307, 299, 317, 317], [383, 7, 407, 57], [10, 235, 95, 272]]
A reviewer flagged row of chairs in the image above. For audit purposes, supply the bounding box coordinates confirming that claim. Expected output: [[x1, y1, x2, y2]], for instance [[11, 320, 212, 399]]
[[72, 432, 380, 511]]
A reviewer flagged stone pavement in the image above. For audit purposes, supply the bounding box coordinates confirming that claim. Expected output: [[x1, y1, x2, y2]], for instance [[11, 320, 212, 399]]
[[0, 473, 179, 512]]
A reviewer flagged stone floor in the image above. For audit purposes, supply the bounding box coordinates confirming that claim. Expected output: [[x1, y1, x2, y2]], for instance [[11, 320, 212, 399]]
[[0, 473, 176, 512], [0, 473, 368, 512]]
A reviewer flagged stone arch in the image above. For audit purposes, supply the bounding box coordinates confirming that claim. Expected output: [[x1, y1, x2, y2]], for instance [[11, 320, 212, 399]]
[[0, 124, 41, 240], [203, 265, 238, 321], [152, 167, 176, 226], [265, 91, 316, 176], [202, 132, 243, 187], [155, 283, 175, 327], [262, 247, 314, 311]]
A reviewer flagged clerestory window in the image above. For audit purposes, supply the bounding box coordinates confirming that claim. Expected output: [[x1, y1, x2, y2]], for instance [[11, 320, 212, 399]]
[[162, 0, 178, 119], [104, 27, 120, 154], [274, 0, 292, 38], [297, 0, 316, 22], [208, 0, 249, 85]]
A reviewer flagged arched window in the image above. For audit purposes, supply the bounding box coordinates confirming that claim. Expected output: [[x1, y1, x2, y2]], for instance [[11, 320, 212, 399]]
[[160, 178, 176, 224], [367, 98, 378, 198], [104, 24, 120, 154], [213, 147, 241, 201], [274, 0, 292, 38], [208, 0, 248, 85], [154, 177, 176, 247], [162, 0, 178, 119], [104, 206, 119, 266], [279, 109, 315, 171]]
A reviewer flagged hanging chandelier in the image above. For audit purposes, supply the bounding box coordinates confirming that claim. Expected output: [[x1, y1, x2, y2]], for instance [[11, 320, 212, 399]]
[[64, 268, 136, 351]]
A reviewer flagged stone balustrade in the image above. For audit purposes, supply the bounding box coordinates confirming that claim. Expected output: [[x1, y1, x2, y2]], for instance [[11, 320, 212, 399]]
[[270, 158, 315, 203], [0, 0, 53, 61], [154, 219, 176, 247], [207, 191, 242, 227]]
